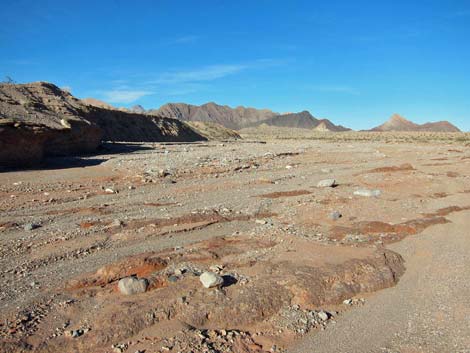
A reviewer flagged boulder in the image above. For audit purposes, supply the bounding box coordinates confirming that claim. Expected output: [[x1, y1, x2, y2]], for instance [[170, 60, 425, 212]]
[[199, 271, 224, 288], [317, 179, 337, 188], [118, 276, 149, 295]]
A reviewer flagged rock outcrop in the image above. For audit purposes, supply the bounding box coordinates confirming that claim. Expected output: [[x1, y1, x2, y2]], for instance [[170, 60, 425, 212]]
[[0, 82, 207, 167], [0, 82, 102, 167]]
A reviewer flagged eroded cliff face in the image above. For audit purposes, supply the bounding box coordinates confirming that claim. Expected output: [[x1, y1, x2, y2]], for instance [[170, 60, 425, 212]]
[[0, 82, 206, 168], [0, 82, 103, 167], [0, 121, 50, 167]]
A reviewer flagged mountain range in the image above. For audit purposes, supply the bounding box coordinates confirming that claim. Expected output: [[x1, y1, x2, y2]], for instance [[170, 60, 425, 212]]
[[149, 103, 349, 131], [149, 102, 277, 130], [82, 97, 462, 133]]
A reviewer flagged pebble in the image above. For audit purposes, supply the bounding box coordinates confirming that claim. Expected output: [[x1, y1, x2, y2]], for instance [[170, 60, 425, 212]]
[[66, 329, 83, 338], [109, 219, 123, 228], [24, 223, 40, 231], [118, 276, 149, 295], [199, 271, 224, 288], [168, 275, 179, 283], [255, 219, 267, 225], [209, 264, 224, 273], [354, 189, 381, 197], [104, 188, 115, 194], [317, 179, 337, 188], [329, 211, 342, 220]]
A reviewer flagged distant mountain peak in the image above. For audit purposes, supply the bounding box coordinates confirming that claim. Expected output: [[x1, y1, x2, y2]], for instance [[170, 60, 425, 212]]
[[130, 105, 146, 114], [388, 114, 409, 122], [372, 114, 460, 132]]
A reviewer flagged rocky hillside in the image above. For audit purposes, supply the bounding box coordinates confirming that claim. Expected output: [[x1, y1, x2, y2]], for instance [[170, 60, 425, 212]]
[[0, 82, 206, 167], [186, 121, 241, 140], [371, 114, 461, 132], [150, 102, 278, 130], [85, 107, 205, 143]]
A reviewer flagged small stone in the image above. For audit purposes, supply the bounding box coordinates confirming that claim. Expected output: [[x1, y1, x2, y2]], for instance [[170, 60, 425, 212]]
[[118, 276, 149, 295], [209, 264, 224, 273], [104, 188, 115, 194], [158, 169, 171, 178], [199, 271, 224, 288], [329, 211, 342, 220], [343, 299, 353, 305], [255, 219, 267, 225], [354, 189, 381, 197], [24, 223, 40, 231], [168, 275, 179, 283], [321, 168, 333, 173], [66, 329, 83, 338], [317, 179, 337, 188], [285, 165, 293, 169], [109, 219, 123, 228], [318, 311, 329, 321]]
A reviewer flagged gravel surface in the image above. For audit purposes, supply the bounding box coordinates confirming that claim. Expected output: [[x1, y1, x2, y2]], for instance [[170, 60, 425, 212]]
[[291, 209, 470, 353]]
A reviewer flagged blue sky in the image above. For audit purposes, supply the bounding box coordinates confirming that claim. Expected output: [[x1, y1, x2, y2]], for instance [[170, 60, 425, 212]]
[[1, 0, 470, 130]]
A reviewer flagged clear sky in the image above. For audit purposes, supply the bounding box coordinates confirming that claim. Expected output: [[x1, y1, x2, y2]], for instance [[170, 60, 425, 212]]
[[1, 0, 470, 130]]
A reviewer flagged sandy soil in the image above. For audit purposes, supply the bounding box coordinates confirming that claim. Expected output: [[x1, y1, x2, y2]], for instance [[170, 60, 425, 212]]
[[0, 138, 469, 352]]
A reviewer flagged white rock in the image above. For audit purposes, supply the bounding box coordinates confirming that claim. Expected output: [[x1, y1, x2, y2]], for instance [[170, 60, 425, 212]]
[[118, 277, 149, 295], [199, 271, 224, 288], [353, 189, 381, 197], [317, 179, 337, 188], [318, 311, 329, 321], [104, 188, 115, 194]]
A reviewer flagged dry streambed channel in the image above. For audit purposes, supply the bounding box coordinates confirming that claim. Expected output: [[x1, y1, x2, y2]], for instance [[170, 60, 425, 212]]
[[0, 139, 469, 353]]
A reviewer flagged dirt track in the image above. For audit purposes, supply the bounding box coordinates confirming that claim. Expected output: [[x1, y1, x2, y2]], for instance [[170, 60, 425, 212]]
[[1, 137, 469, 352]]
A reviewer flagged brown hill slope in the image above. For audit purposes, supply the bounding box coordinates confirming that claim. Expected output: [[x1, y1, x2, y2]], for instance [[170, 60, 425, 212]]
[[186, 121, 241, 140], [150, 102, 277, 130], [371, 114, 460, 132]]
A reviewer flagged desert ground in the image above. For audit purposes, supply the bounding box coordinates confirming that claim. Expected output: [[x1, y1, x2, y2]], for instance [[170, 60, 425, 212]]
[[1, 132, 470, 353]]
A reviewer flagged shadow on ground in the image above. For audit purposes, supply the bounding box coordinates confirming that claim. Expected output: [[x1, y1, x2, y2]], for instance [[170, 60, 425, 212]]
[[0, 143, 155, 172]]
